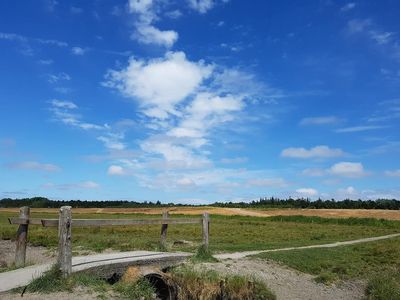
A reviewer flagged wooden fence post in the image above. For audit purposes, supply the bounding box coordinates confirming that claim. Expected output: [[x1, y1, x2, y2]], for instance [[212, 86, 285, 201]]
[[202, 212, 209, 249], [160, 210, 169, 248], [58, 206, 72, 277], [15, 206, 30, 268]]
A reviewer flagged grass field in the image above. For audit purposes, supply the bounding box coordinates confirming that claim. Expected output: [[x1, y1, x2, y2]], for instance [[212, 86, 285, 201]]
[[1, 210, 400, 253]]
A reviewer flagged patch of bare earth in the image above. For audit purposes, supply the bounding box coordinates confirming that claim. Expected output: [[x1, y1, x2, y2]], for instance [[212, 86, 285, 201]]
[[1, 286, 117, 300], [0, 240, 56, 269], [199, 258, 366, 300]]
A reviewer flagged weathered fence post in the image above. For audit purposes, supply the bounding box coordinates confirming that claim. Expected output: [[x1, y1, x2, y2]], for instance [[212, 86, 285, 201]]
[[58, 206, 72, 277], [202, 212, 209, 249], [160, 210, 169, 248], [15, 206, 30, 267]]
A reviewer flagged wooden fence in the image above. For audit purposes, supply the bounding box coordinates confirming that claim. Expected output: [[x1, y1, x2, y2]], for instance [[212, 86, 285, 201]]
[[8, 206, 210, 277]]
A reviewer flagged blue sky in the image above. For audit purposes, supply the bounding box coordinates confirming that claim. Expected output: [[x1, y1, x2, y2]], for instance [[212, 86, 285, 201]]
[[0, 0, 399, 203]]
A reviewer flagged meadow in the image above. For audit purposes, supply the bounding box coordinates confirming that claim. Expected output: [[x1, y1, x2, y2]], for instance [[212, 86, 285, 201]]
[[1, 210, 400, 254]]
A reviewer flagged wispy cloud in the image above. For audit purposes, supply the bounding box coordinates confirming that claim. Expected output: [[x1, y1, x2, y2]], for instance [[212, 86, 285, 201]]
[[43, 181, 100, 190], [328, 162, 369, 178], [299, 116, 341, 126], [335, 125, 386, 133], [6, 161, 61, 172], [341, 2, 356, 12], [281, 145, 345, 159]]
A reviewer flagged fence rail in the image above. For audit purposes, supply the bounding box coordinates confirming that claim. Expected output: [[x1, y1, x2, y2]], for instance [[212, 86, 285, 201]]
[[8, 206, 210, 277]]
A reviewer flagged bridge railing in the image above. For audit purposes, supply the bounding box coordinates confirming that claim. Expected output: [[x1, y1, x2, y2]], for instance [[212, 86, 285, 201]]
[[8, 206, 210, 277]]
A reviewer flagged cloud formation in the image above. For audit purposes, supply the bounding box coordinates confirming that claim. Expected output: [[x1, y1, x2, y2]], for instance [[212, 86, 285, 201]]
[[281, 145, 345, 159]]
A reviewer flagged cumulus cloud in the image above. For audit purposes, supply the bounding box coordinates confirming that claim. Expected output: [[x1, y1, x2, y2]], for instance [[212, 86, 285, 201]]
[[329, 162, 368, 178], [104, 51, 213, 119], [296, 188, 318, 197], [6, 161, 61, 172], [108, 165, 129, 176], [128, 0, 179, 47], [281, 145, 345, 159], [187, 0, 214, 13]]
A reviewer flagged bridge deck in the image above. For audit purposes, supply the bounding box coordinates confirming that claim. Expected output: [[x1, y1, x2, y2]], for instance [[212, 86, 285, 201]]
[[0, 251, 191, 293]]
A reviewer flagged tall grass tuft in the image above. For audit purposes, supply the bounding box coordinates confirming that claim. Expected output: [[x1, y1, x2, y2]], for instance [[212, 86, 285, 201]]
[[366, 268, 400, 300], [191, 245, 218, 263], [170, 266, 276, 300]]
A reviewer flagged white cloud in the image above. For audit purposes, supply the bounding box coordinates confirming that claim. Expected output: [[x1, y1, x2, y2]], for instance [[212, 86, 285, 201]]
[[47, 72, 71, 84], [134, 25, 178, 47], [296, 188, 318, 197], [188, 0, 214, 13], [51, 99, 77, 109], [335, 125, 386, 133], [247, 178, 288, 187], [165, 9, 182, 19], [385, 169, 400, 177], [128, 0, 179, 47], [38, 59, 54, 65], [299, 116, 340, 126], [71, 46, 87, 55], [329, 162, 368, 178], [108, 165, 129, 176], [341, 3, 356, 12], [281, 145, 345, 159], [369, 31, 394, 45], [6, 161, 60, 172], [220, 157, 248, 164], [97, 134, 125, 150], [104, 51, 213, 119], [347, 19, 371, 34], [302, 168, 325, 177], [337, 186, 357, 196], [43, 181, 100, 190]]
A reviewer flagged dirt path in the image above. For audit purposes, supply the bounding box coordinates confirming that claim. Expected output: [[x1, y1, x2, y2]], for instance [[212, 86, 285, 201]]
[[200, 259, 366, 300], [214, 232, 400, 259]]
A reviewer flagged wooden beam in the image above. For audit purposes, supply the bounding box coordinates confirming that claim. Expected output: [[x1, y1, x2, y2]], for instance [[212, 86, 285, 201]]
[[15, 206, 30, 268], [160, 211, 169, 247], [9, 218, 44, 225], [202, 212, 210, 249], [58, 206, 72, 278], [41, 218, 202, 227]]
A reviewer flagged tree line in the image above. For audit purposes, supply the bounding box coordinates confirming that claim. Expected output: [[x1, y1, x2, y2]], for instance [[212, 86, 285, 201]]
[[212, 197, 400, 210], [0, 196, 399, 210]]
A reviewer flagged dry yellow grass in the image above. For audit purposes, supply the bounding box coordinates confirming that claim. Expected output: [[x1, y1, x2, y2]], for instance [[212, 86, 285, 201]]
[[1, 207, 399, 220]]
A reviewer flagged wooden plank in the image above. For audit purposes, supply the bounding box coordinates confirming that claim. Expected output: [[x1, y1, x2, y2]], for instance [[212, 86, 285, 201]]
[[41, 218, 202, 227], [160, 211, 169, 247], [58, 206, 72, 278], [9, 218, 44, 225], [202, 212, 210, 249], [15, 207, 30, 268]]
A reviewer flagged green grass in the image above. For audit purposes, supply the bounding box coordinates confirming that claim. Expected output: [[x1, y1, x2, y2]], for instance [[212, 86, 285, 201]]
[[113, 278, 156, 300], [1, 211, 400, 253], [170, 265, 276, 300], [191, 245, 218, 263], [254, 237, 400, 284], [366, 269, 400, 300]]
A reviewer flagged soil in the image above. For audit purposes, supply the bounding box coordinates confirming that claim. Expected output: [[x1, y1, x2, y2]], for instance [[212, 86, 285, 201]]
[[0, 240, 56, 268], [199, 259, 366, 300], [1, 207, 400, 220]]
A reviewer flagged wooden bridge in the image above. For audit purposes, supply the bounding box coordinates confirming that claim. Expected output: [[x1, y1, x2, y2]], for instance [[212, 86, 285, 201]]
[[1, 206, 210, 293]]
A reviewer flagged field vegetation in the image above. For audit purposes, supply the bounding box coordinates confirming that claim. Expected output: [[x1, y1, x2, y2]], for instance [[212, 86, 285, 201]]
[[255, 237, 400, 299], [1, 211, 400, 253]]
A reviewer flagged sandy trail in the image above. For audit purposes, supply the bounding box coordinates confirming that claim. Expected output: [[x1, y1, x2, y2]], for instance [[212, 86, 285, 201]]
[[215, 232, 400, 259]]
